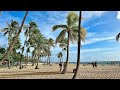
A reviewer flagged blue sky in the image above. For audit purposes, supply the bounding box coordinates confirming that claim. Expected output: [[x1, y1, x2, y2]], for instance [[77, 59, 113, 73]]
[[0, 11, 120, 62]]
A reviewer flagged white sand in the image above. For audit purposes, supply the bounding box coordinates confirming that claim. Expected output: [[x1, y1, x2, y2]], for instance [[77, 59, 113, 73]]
[[0, 64, 120, 79]]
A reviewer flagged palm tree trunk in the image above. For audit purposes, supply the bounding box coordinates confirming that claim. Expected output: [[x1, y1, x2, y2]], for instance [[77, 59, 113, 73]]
[[62, 31, 70, 74], [35, 47, 40, 69], [19, 57, 22, 69], [72, 11, 81, 79], [48, 55, 50, 64], [26, 52, 28, 66], [60, 57, 62, 63], [8, 59, 11, 69], [32, 55, 34, 66], [47, 56, 49, 64], [0, 11, 28, 65]]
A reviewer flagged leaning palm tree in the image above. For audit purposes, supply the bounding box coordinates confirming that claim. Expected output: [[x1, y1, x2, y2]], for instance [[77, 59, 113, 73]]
[[52, 11, 79, 74], [0, 11, 28, 65], [1, 20, 19, 68]]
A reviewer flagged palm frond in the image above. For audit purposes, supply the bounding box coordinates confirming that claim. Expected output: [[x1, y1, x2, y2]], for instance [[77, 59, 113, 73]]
[[116, 33, 120, 41], [69, 30, 75, 44], [30, 21, 38, 28], [52, 25, 67, 31], [55, 30, 66, 43], [3, 31, 9, 36], [67, 11, 79, 27]]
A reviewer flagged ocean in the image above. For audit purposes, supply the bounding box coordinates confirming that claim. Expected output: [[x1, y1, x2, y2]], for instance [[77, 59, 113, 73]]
[[69, 61, 120, 65]]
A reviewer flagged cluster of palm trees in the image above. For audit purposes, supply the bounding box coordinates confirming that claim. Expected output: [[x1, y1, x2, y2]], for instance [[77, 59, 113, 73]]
[[0, 11, 87, 79], [0, 12, 55, 69]]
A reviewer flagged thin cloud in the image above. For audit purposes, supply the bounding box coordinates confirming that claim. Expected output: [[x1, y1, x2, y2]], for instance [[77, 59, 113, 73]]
[[81, 48, 113, 53], [82, 11, 107, 18], [82, 36, 115, 45]]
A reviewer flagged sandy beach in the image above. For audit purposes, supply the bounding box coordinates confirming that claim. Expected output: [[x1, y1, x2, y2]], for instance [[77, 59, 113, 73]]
[[0, 63, 120, 79]]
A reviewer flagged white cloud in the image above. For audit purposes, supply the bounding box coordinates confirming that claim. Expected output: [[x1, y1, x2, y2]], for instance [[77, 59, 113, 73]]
[[117, 11, 120, 20], [81, 48, 113, 53], [87, 32, 96, 37], [86, 21, 107, 30], [82, 11, 107, 18], [82, 36, 115, 45]]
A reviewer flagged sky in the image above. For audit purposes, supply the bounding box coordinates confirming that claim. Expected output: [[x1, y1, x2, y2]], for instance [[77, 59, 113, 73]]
[[0, 11, 120, 62]]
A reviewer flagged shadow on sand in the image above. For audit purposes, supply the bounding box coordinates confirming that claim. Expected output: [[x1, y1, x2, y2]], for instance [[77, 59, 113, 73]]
[[0, 71, 73, 78]]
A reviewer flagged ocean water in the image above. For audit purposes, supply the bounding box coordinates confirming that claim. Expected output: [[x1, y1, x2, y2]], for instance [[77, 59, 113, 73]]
[[69, 61, 120, 65]]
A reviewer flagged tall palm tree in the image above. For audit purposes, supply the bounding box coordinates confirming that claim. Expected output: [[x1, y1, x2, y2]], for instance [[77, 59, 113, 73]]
[[1, 20, 19, 68], [34, 34, 46, 69], [0, 11, 28, 65], [72, 11, 81, 79], [19, 21, 38, 69], [52, 11, 79, 74], [72, 11, 87, 79], [46, 38, 54, 64]]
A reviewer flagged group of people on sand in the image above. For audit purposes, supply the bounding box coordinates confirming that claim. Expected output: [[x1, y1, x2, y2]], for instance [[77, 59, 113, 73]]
[[91, 62, 97, 68]]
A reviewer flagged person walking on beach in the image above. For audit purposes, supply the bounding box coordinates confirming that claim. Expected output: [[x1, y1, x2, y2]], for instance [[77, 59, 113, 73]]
[[95, 61, 97, 68], [59, 62, 62, 72], [91, 62, 94, 68]]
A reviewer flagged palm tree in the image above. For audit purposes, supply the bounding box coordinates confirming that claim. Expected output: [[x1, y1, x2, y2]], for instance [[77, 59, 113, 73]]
[[52, 11, 79, 74], [0, 11, 28, 65], [72, 11, 87, 79], [19, 21, 38, 69], [46, 38, 54, 64], [2, 20, 19, 46], [34, 34, 46, 69], [1, 20, 19, 68], [72, 11, 81, 79]]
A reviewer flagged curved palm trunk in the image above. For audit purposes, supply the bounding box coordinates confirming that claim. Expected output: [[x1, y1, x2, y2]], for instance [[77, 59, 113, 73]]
[[35, 47, 40, 69], [20, 37, 27, 69], [62, 31, 70, 74], [19, 58, 22, 69], [47, 55, 49, 65], [72, 11, 81, 79], [48, 55, 50, 64], [0, 11, 28, 65], [25, 52, 28, 66], [8, 59, 11, 69], [60, 57, 62, 63], [8, 40, 12, 69], [32, 55, 34, 66]]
